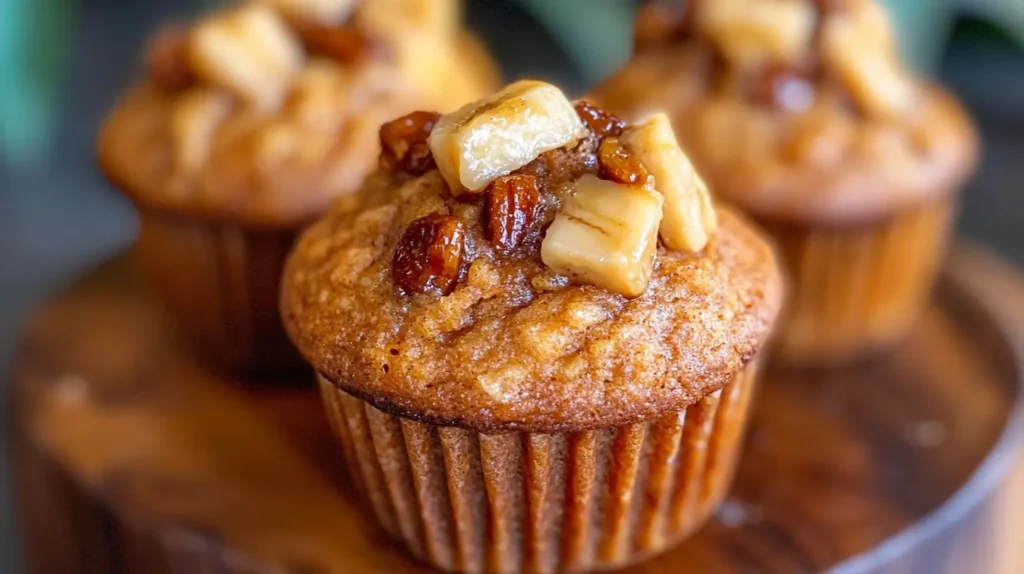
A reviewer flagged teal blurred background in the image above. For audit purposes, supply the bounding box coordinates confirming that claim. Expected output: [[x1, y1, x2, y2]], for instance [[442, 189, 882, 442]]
[[0, 1, 1022, 572]]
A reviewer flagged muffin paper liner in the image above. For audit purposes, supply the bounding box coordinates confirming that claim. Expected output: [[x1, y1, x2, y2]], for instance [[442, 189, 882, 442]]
[[765, 200, 954, 366], [318, 362, 759, 574], [135, 209, 301, 375]]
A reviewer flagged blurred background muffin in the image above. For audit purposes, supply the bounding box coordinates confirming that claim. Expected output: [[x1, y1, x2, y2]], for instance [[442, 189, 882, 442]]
[[96, 0, 498, 375], [595, 0, 979, 365], [281, 81, 782, 572]]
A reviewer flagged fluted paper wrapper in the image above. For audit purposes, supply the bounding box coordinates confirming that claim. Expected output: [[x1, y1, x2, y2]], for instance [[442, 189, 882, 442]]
[[766, 200, 954, 365], [319, 362, 758, 574], [136, 210, 302, 375]]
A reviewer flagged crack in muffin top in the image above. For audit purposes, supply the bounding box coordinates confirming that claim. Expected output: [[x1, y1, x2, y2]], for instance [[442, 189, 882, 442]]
[[281, 82, 783, 432]]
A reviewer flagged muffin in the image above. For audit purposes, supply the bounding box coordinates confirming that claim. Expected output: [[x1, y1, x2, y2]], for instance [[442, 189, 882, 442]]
[[594, 0, 978, 365], [281, 81, 782, 572], [97, 0, 498, 375]]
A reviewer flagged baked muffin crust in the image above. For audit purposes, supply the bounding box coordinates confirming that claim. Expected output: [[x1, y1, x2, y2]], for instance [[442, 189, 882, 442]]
[[281, 132, 783, 432]]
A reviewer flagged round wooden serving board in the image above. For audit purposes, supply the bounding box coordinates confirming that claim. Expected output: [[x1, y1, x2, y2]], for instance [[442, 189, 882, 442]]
[[9, 245, 1024, 574]]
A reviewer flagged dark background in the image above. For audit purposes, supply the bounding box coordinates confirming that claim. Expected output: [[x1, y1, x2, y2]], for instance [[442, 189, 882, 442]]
[[1, 1, 1022, 571]]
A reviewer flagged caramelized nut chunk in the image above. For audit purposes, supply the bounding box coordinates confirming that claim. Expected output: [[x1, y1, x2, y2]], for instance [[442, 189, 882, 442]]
[[393, 214, 465, 295], [380, 111, 442, 175], [483, 174, 540, 253], [574, 100, 625, 139], [297, 23, 383, 64], [598, 138, 650, 185], [751, 64, 815, 112], [633, 2, 673, 50], [146, 26, 195, 91]]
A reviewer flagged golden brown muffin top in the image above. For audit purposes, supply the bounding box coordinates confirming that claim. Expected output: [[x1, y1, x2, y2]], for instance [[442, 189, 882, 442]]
[[594, 0, 977, 225], [97, 0, 498, 227], [281, 82, 783, 432]]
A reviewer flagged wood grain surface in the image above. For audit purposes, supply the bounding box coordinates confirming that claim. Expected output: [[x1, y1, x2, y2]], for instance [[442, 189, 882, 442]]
[[9, 244, 1024, 574]]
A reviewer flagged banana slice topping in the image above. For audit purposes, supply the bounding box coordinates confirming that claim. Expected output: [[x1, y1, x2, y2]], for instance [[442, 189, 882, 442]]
[[821, 2, 914, 116], [699, 0, 816, 69], [260, 0, 356, 26], [541, 175, 664, 298], [428, 80, 588, 195], [188, 4, 303, 111], [390, 83, 720, 299], [170, 88, 233, 173]]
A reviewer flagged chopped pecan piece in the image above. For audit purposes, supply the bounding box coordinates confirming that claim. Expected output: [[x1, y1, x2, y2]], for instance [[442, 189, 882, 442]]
[[393, 214, 465, 295], [598, 138, 650, 185], [483, 174, 540, 253], [379, 111, 442, 175], [146, 25, 195, 91], [297, 23, 384, 64], [574, 100, 626, 139]]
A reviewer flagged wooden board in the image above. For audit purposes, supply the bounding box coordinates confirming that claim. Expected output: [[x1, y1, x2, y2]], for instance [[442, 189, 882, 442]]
[[9, 245, 1024, 574]]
